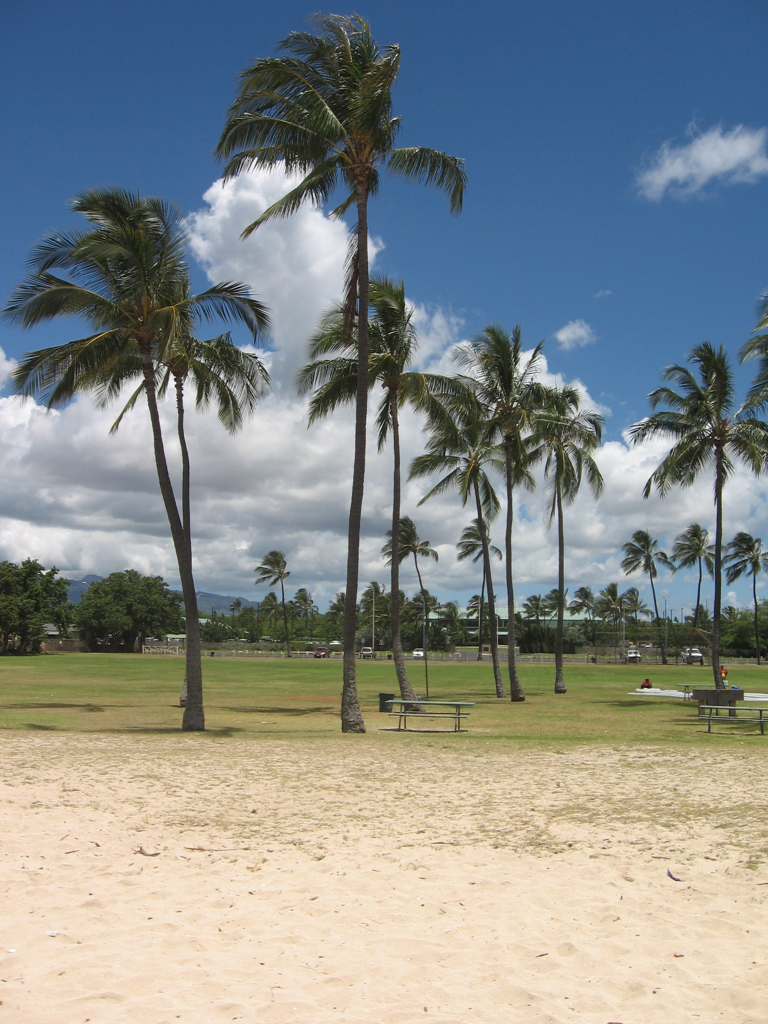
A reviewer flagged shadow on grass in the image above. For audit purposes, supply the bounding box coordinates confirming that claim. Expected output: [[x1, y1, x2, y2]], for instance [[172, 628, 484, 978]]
[[0, 702, 107, 712], [218, 705, 335, 717], [23, 723, 59, 730], [103, 725, 247, 737]]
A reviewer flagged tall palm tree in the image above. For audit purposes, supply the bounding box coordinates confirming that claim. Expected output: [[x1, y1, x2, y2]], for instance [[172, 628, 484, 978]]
[[327, 591, 346, 627], [671, 524, 714, 628], [595, 582, 627, 661], [623, 587, 650, 636], [629, 342, 768, 688], [725, 532, 768, 664], [259, 591, 279, 635], [4, 188, 269, 731], [293, 588, 316, 637], [621, 530, 672, 664], [217, 14, 466, 733], [538, 387, 604, 693], [410, 411, 506, 696], [455, 324, 545, 701], [297, 276, 444, 703], [230, 598, 242, 624], [456, 518, 501, 661], [569, 586, 596, 657], [383, 517, 437, 697], [255, 551, 292, 656]]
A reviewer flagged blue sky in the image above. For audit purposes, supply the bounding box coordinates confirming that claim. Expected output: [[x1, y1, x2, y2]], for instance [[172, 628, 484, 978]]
[[1, 0, 768, 612]]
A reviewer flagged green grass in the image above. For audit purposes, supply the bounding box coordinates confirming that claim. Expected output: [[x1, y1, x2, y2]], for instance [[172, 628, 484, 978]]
[[1, 653, 766, 745]]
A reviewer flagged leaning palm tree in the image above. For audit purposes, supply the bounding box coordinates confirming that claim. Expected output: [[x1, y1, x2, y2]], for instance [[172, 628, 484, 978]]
[[725, 532, 768, 664], [383, 517, 437, 698], [410, 410, 506, 696], [217, 14, 466, 733], [621, 530, 672, 664], [629, 342, 768, 688], [297, 276, 444, 704], [671, 524, 714, 628], [455, 324, 545, 701], [457, 518, 501, 661], [255, 551, 292, 657], [3, 188, 269, 731], [538, 386, 604, 693]]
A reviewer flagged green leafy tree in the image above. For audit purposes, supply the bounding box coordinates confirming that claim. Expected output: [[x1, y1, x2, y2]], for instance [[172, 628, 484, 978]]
[[671, 524, 714, 628], [217, 14, 466, 733], [538, 387, 604, 693], [455, 323, 545, 701], [629, 342, 768, 688], [621, 530, 673, 663], [3, 188, 268, 730], [76, 570, 183, 651], [410, 409, 505, 696], [0, 560, 71, 655], [298, 277, 444, 702], [255, 552, 292, 655], [724, 532, 768, 663], [457, 518, 501, 660]]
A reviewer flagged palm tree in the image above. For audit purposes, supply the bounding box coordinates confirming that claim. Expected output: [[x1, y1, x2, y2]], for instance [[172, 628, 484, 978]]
[[455, 324, 545, 702], [629, 342, 768, 688], [595, 582, 627, 660], [522, 594, 545, 654], [538, 387, 604, 693], [230, 598, 242, 625], [259, 591, 279, 635], [621, 530, 672, 664], [255, 551, 292, 656], [383, 517, 437, 698], [569, 586, 596, 657], [297, 276, 443, 703], [439, 600, 462, 652], [293, 588, 317, 638], [725, 532, 768, 664], [623, 587, 651, 636], [4, 188, 269, 731], [457, 518, 501, 660], [327, 591, 346, 628], [410, 411, 506, 696], [217, 14, 466, 733], [671, 524, 714, 628]]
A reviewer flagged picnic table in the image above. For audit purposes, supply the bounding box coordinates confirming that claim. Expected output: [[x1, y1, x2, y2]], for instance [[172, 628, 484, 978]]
[[386, 698, 475, 732]]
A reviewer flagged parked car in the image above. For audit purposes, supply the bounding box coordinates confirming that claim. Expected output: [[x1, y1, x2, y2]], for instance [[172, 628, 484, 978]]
[[361, 647, 374, 659], [682, 647, 704, 665], [626, 645, 641, 663], [412, 648, 424, 659], [313, 646, 328, 659]]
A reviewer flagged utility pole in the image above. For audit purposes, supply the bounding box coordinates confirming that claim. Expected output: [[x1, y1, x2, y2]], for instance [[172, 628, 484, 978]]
[[372, 585, 375, 659]]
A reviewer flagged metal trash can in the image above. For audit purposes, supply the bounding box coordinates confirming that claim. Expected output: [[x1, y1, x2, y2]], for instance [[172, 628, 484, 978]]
[[379, 692, 395, 713]]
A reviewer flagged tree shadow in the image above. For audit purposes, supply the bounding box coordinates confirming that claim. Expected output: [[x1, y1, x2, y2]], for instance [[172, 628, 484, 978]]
[[218, 705, 335, 717], [0, 702, 107, 713]]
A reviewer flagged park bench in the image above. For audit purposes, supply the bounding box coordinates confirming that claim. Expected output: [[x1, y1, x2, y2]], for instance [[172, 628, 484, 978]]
[[700, 705, 768, 735], [386, 699, 475, 732]]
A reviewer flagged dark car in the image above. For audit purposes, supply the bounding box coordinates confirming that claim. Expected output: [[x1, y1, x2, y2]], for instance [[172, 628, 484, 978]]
[[313, 646, 329, 659]]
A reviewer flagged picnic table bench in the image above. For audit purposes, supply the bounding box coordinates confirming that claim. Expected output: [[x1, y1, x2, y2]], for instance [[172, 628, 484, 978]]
[[700, 704, 768, 735], [386, 699, 475, 732]]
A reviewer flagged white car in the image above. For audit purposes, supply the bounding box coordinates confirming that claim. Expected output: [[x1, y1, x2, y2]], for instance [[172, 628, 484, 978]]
[[412, 648, 424, 659], [682, 647, 704, 665], [626, 646, 641, 663], [361, 647, 374, 659]]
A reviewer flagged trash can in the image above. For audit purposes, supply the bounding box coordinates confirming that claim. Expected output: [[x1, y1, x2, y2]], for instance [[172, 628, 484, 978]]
[[379, 692, 395, 712]]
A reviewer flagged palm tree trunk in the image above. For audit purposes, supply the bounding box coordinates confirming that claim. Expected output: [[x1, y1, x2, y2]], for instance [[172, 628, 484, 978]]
[[649, 572, 667, 665], [477, 566, 486, 661], [695, 558, 703, 628], [412, 555, 430, 700], [280, 578, 292, 658], [139, 349, 204, 730], [176, 375, 191, 709], [389, 392, 418, 701], [554, 487, 566, 693], [754, 572, 760, 666], [340, 184, 369, 732], [474, 481, 505, 697], [711, 456, 724, 688], [504, 439, 525, 701]]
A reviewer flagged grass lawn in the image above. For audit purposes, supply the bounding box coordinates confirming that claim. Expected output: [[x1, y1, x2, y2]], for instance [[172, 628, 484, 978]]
[[1, 653, 767, 745]]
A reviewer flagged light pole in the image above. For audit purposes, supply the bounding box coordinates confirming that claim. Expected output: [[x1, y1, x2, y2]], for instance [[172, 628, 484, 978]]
[[372, 585, 376, 659]]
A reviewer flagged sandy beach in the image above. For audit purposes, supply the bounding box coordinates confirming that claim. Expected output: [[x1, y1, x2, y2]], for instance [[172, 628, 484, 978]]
[[1, 734, 767, 1023]]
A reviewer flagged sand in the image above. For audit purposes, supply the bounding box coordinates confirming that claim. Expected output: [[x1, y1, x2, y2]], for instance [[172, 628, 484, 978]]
[[1, 734, 767, 1023]]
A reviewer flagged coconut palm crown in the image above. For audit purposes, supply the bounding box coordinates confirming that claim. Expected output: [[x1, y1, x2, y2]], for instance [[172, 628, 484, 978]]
[[724, 532, 768, 665]]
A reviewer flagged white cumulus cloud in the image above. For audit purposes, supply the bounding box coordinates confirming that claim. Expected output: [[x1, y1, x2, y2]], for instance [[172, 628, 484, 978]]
[[553, 319, 596, 351], [637, 123, 768, 201]]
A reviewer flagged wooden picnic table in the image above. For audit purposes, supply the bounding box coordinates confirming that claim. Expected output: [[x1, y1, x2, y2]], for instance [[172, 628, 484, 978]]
[[386, 699, 476, 732]]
